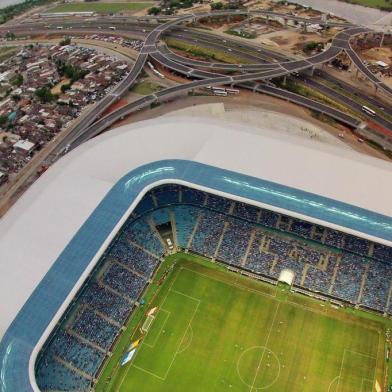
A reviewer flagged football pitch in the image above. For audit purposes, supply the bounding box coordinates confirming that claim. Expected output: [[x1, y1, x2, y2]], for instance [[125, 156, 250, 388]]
[[97, 254, 390, 392]]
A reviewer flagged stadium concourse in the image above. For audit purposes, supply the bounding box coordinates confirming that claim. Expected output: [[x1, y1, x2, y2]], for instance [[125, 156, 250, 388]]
[[1, 115, 392, 391]]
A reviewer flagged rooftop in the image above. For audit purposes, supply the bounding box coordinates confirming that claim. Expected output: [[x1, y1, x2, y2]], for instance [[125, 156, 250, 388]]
[[0, 115, 392, 391]]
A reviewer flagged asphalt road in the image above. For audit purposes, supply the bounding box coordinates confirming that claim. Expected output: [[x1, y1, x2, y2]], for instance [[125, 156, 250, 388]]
[[1, 9, 391, 159]]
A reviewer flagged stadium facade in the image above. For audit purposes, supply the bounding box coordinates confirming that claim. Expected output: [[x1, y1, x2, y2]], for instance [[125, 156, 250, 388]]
[[0, 116, 392, 391]]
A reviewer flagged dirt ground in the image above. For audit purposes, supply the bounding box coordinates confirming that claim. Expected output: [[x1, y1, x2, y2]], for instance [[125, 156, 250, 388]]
[[109, 84, 390, 161], [362, 46, 392, 65]]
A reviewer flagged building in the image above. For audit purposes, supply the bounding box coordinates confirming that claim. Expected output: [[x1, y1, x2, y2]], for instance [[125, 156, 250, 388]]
[[13, 139, 35, 155], [0, 116, 391, 390]]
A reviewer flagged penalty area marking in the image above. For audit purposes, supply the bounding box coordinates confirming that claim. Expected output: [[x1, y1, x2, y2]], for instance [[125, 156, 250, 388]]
[[335, 348, 378, 392], [125, 286, 200, 384], [143, 309, 171, 349], [176, 325, 193, 355]]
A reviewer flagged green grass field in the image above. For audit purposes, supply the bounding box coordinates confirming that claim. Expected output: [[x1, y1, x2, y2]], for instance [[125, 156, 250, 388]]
[[50, 2, 152, 14], [343, 0, 392, 10], [97, 254, 391, 391]]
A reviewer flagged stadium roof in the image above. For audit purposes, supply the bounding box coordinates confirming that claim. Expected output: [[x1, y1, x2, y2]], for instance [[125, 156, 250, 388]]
[[1, 115, 392, 391]]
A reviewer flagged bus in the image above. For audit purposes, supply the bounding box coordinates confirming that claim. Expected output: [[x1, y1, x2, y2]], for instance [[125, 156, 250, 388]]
[[214, 91, 228, 96], [212, 87, 226, 92], [361, 105, 376, 116], [226, 88, 239, 95]]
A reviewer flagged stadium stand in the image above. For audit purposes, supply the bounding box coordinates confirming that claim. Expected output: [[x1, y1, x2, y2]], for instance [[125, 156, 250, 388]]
[[36, 184, 392, 391]]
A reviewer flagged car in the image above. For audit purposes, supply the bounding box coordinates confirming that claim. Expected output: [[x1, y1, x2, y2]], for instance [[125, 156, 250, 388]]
[[228, 48, 232, 52]]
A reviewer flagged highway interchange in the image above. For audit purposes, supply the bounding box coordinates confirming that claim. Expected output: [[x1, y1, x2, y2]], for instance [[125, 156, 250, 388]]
[[2, 9, 392, 159]]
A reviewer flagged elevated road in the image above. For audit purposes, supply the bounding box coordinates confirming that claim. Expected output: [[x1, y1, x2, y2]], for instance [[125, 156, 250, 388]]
[[2, 9, 391, 159]]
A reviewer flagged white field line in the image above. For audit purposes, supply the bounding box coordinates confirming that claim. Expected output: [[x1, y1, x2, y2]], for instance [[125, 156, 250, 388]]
[[116, 267, 182, 391], [361, 378, 374, 392], [161, 292, 200, 380], [249, 303, 280, 392], [177, 325, 193, 355], [372, 330, 381, 391], [285, 298, 382, 335], [327, 375, 340, 392], [180, 267, 278, 300], [127, 287, 200, 382], [336, 348, 378, 392], [336, 348, 347, 392], [143, 309, 171, 349]]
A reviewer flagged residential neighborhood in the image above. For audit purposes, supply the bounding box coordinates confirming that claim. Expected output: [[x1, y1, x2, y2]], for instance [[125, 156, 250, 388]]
[[0, 42, 130, 182]]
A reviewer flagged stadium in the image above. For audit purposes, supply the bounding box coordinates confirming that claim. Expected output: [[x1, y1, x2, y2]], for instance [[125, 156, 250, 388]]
[[1, 115, 392, 392]]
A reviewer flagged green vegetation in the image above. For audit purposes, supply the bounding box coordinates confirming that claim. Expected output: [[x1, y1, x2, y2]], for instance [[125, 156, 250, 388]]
[[57, 62, 88, 83], [210, 1, 243, 10], [303, 41, 324, 53], [147, 6, 161, 15], [318, 78, 392, 124], [225, 28, 257, 39], [274, 77, 363, 120], [149, 0, 201, 15], [132, 80, 162, 95], [10, 73, 23, 87], [165, 37, 252, 64], [210, 1, 223, 9], [59, 37, 71, 46], [4, 31, 15, 40], [60, 83, 71, 93], [0, 0, 54, 25], [341, 0, 392, 11], [50, 2, 152, 13], [96, 253, 390, 392], [35, 86, 57, 103], [0, 46, 18, 62]]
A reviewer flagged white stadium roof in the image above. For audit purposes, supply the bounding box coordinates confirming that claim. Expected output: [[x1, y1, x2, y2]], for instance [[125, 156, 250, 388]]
[[0, 114, 392, 354]]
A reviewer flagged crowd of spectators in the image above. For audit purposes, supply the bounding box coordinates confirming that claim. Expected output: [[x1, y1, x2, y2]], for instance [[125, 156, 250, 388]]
[[80, 283, 133, 324], [173, 205, 200, 248], [332, 254, 366, 303], [102, 263, 146, 300], [124, 217, 164, 256], [362, 261, 392, 311], [304, 256, 337, 293], [190, 210, 226, 257], [36, 184, 392, 391], [217, 218, 253, 265]]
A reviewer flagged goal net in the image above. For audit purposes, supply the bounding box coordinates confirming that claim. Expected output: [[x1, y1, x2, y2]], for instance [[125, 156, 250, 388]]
[[142, 314, 155, 333]]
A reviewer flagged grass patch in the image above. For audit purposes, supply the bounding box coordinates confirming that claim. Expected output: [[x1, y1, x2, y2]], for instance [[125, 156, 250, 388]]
[[50, 2, 152, 13], [165, 37, 252, 65], [341, 0, 392, 11], [132, 80, 162, 95], [275, 77, 363, 120], [0, 46, 18, 62], [317, 78, 392, 124], [96, 253, 391, 392], [225, 29, 257, 39]]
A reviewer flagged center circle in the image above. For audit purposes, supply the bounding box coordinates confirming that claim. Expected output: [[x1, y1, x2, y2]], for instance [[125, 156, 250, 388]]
[[236, 346, 281, 390]]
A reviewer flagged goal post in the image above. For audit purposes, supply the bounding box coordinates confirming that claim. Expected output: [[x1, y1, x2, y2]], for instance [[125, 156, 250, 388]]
[[142, 314, 155, 333]]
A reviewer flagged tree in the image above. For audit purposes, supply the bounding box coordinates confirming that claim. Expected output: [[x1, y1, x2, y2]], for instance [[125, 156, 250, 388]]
[[60, 83, 71, 93], [59, 37, 71, 46], [211, 2, 223, 10], [35, 87, 56, 103], [11, 73, 23, 87], [5, 31, 15, 40], [148, 6, 161, 15]]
